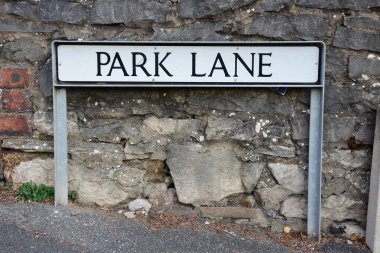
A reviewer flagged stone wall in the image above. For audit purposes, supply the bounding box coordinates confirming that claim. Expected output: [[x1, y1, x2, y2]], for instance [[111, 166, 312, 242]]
[[0, 0, 379, 237]]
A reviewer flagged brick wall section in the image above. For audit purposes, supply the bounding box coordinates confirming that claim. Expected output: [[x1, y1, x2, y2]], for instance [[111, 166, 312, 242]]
[[0, 68, 31, 136]]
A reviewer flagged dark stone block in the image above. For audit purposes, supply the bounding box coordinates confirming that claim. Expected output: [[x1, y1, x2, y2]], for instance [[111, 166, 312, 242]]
[[178, 0, 254, 19], [90, 0, 171, 25], [5, 0, 87, 24], [0, 18, 54, 33], [296, 0, 380, 11], [151, 22, 224, 41], [326, 48, 346, 79], [333, 27, 380, 52], [349, 56, 380, 80], [344, 16, 380, 31], [2, 38, 46, 63], [241, 14, 329, 40], [38, 59, 53, 97]]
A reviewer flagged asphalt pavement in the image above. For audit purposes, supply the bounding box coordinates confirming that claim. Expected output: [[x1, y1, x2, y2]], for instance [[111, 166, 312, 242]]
[[0, 203, 371, 253]]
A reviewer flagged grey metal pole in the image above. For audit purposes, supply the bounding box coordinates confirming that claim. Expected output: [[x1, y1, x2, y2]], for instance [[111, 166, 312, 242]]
[[53, 86, 68, 206]]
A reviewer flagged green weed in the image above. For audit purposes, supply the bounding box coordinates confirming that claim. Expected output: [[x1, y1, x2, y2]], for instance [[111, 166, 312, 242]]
[[15, 182, 54, 202]]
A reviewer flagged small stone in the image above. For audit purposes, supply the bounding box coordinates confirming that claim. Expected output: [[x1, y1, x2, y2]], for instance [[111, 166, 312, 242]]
[[117, 210, 124, 214], [350, 233, 359, 241], [347, 240, 353, 245], [284, 226, 291, 233], [128, 198, 152, 213], [123, 211, 136, 219]]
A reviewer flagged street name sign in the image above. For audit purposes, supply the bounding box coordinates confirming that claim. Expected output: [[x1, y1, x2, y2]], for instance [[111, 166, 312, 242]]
[[54, 41, 323, 87]]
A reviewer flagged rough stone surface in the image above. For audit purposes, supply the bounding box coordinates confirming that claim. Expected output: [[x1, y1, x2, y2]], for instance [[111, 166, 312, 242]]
[[256, 0, 291, 12], [326, 149, 370, 170], [11, 158, 53, 187], [241, 14, 329, 40], [349, 56, 380, 80], [268, 163, 305, 193], [0, 18, 54, 33], [280, 197, 307, 219], [152, 21, 224, 41], [322, 195, 367, 222], [38, 59, 53, 97], [166, 142, 243, 206], [344, 17, 380, 31], [33, 111, 53, 136], [255, 185, 291, 210], [242, 162, 265, 193], [2, 38, 46, 63], [296, 0, 380, 11], [333, 27, 380, 52], [5, 0, 87, 24], [128, 198, 152, 213], [91, 0, 171, 25], [256, 142, 295, 158], [2, 139, 53, 153], [178, 0, 253, 18]]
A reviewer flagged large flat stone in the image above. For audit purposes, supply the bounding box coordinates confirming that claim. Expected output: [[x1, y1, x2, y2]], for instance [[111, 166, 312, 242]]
[[296, 0, 380, 11], [268, 163, 305, 193], [166, 142, 243, 206], [333, 27, 380, 52]]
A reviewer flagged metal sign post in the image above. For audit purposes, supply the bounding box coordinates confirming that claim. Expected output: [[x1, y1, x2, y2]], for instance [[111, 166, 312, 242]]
[[52, 41, 325, 238]]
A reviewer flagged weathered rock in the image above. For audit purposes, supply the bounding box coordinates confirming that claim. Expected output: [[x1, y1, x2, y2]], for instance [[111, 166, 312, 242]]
[[256, 142, 296, 158], [256, 0, 291, 12], [72, 180, 129, 206], [38, 59, 53, 97], [0, 18, 54, 33], [242, 162, 265, 192], [343, 223, 366, 239], [271, 218, 306, 233], [326, 149, 370, 170], [344, 16, 380, 31], [280, 197, 307, 219], [81, 121, 142, 144], [2, 139, 53, 153], [178, 0, 253, 18], [11, 158, 53, 187], [143, 183, 174, 207], [166, 142, 243, 206], [349, 56, 380, 80], [322, 195, 366, 222], [333, 27, 380, 52], [33, 111, 53, 136], [255, 185, 291, 210], [268, 163, 305, 193], [241, 14, 329, 40], [2, 38, 46, 63], [91, 0, 171, 25], [123, 211, 136, 219], [69, 143, 124, 168], [5, 0, 87, 24], [143, 116, 203, 141], [249, 208, 270, 227], [116, 167, 145, 188], [326, 48, 346, 78], [128, 198, 152, 213], [324, 116, 356, 143], [296, 0, 380, 11], [206, 116, 255, 141], [289, 115, 309, 140], [143, 161, 166, 183]]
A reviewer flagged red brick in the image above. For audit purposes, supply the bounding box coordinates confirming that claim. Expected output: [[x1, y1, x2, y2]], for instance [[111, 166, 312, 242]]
[[0, 117, 30, 135], [0, 69, 29, 88], [1, 91, 32, 112]]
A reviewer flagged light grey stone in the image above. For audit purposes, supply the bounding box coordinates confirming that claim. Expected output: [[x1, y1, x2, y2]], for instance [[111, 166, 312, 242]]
[[123, 211, 136, 219], [326, 149, 370, 170], [166, 142, 243, 206], [152, 22, 224, 41], [322, 195, 366, 222], [256, 142, 296, 158], [91, 0, 171, 25], [249, 208, 270, 227], [206, 116, 255, 141], [2, 139, 53, 153], [128, 198, 152, 213], [178, 0, 254, 19], [0, 18, 54, 33], [33, 111, 53, 135], [116, 167, 145, 188], [343, 223, 366, 239], [280, 197, 307, 219], [11, 158, 54, 187], [333, 27, 380, 52], [268, 163, 305, 193], [241, 14, 329, 40], [255, 185, 291, 210], [242, 162, 265, 193], [143, 116, 203, 141]]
